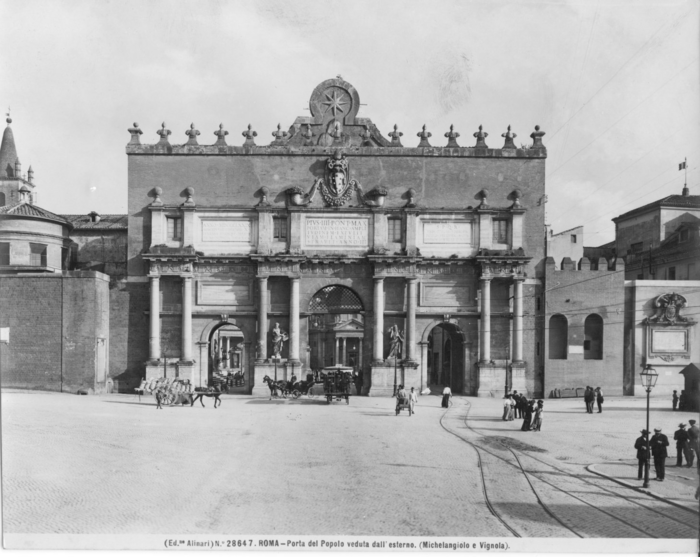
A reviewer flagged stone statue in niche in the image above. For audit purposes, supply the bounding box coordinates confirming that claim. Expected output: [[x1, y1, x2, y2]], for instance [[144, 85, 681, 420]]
[[387, 324, 404, 359], [646, 292, 692, 325], [271, 323, 289, 359]]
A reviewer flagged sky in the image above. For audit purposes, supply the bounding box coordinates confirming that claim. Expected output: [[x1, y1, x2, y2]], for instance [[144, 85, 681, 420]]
[[1, 0, 698, 245]]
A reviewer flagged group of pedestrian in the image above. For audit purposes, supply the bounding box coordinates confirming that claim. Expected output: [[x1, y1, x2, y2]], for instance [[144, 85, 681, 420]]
[[502, 391, 544, 431], [672, 389, 691, 411], [634, 419, 700, 482], [584, 386, 604, 413]]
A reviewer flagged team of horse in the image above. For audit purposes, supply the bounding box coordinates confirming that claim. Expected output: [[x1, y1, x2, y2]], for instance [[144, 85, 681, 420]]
[[262, 374, 315, 400]]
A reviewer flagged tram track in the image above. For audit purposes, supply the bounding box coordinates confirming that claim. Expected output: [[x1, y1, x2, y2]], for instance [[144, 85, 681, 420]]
[[462, 401, 699, 531], [451, 400, 698, 538]]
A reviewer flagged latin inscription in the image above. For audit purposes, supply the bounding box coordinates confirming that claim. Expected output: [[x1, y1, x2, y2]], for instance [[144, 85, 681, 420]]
[[201, 220, 252, 243], [305, 218, 369, 247], [422, 221, 472, 245]]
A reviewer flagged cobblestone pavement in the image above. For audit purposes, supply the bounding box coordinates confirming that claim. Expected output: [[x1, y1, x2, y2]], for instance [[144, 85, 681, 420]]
[[2, 391, 699, 539]]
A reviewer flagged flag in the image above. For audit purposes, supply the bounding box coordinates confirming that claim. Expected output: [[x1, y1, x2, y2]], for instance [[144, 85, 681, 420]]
[[679, 161, 687, 170]]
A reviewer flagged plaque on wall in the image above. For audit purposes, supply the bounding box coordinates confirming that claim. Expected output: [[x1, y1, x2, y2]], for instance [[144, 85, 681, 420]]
[[201, 219, 252, 243], [197, 282, 252, 306], [652, 330, 688, 353], [304, 218, 369, 248], [422, 221, 472, 244], [421, 285, 471, 307]]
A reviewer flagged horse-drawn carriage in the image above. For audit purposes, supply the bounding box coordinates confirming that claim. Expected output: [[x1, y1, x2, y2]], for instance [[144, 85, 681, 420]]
[[322, 367, 353, 404], [136, 377, 227, 408]]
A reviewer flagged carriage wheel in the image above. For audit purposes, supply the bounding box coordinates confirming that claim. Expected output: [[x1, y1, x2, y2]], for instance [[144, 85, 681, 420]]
[[307, 389, 315, 399], [292, 390, 301, 399], [162, 392, 177, 406]]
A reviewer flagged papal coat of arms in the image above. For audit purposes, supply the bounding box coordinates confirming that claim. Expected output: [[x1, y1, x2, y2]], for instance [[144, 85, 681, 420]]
[[287, 150, 386, 208], [645, 292, 690, 324]]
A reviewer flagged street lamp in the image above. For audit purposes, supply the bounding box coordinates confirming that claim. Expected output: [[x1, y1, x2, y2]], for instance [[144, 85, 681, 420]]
[[640, 364, 659, 488]]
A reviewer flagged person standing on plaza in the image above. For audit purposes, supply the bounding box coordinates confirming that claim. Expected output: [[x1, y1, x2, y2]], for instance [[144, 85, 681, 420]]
[[512, 391, 521, 418], [650, 428, 670, 481], [441, 385, 452, 408], [584, 386, 594, 413], [595, 387, 604, 413], [409, 387, 418, 415], [532, 400, 544, 431], [687, 419, 699, 466], [634, 429, 650, 481], [502, 395, 511, 421], [672, 390, 679, 411], [507, 396, 515, 421], [521, 400, 533, 431], [673, 423, 692, 467]]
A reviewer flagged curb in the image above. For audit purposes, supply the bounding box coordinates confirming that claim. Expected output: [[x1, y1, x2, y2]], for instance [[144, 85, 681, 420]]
[[587, 463, 699, 515]]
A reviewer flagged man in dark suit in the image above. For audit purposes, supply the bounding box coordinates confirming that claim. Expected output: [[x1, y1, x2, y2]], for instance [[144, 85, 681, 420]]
[[584, 386, 594, 413], [650, 427, 670, 481], [688, 419, 699, 467], [674, 423, 691, 467], [634, 429, 650, 481]]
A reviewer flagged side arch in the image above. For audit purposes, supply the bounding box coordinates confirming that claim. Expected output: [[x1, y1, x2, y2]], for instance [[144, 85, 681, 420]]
[[549, 314, 568, 360]]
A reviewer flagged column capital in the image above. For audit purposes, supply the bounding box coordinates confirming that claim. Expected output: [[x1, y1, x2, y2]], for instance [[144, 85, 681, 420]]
[[480, 275, 493, 282], [512, 275, 526, 282], [406, 276, 418, 283], [373, 276, 386, 282], [256, 275, 269, 282]]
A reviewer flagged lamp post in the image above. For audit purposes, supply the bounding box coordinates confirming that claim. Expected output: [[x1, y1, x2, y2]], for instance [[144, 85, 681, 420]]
[[640, 364, 658, 488]]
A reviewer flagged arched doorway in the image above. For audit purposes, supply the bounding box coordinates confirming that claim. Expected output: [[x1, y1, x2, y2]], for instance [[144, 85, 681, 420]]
[[308, 285, 364, 374], [209, 322, 246, 390], [427, 323, 465, 393]]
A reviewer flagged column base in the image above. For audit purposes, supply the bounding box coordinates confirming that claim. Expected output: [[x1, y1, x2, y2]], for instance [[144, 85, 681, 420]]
[[476, 362, 505, 397], [367, 363, 421, 396], [252, 362, 277, 397]]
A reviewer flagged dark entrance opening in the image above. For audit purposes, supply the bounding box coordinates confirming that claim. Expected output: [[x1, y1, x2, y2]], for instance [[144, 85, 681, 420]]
[[308, 285, 364, 375], [209, 323, 246, 391], [427, 323, 464, 394]]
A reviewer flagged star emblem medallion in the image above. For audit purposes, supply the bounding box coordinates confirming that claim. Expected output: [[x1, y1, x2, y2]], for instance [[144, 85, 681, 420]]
[[321, 88, 349, 117]]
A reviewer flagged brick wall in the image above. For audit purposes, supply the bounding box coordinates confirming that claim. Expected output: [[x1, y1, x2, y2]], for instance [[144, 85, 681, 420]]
[[543, 257, 626, 396], [0, 271, 110, 393]]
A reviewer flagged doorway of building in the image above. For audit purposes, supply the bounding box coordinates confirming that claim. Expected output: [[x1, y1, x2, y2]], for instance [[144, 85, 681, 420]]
[[427, 323, 464, 394], [308, 285, 364, 375], [209, 323, 246, 390]]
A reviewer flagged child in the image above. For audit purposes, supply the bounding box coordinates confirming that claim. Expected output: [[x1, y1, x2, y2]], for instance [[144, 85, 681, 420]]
[[673, 390, 679, 411]]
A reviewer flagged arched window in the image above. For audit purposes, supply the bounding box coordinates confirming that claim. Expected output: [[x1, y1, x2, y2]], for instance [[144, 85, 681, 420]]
[[309, 285, 363, 313], [584, 314, 603, 360], [549, 314, 568, 360], [0, 192, 5, 207]]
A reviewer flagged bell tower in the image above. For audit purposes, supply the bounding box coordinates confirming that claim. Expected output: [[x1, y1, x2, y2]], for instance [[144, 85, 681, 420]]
[[0, 115, 37, 206]]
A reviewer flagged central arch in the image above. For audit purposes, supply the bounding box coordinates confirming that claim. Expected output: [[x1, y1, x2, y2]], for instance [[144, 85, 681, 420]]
[[307, 285, 365, 372], [424, 321, 466, 394]]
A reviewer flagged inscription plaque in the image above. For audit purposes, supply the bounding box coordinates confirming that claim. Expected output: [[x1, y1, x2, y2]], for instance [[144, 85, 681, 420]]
[[422, 221, 472, 244], [422, 285, 471, 307], [198, 282, 251, 305], [201, 220, 252, 243], [305, 218, 369, 247], [652, 330, 687, 353]]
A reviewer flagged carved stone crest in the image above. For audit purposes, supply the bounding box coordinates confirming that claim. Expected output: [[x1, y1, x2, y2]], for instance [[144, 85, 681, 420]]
[[646, 293, 690, 324]]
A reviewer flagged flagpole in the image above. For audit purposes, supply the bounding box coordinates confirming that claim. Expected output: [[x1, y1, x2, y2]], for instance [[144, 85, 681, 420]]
[[684, 157, 687, 188]]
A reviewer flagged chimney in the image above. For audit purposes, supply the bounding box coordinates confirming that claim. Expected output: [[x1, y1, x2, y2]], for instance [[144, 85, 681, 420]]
[[19, 185, 30, 203], [88, 211, 101, 223], [27, 165, 33, 183]]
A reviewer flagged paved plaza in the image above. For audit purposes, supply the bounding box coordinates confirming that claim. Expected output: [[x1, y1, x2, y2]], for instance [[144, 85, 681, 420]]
[[2, 390, 699, 539]]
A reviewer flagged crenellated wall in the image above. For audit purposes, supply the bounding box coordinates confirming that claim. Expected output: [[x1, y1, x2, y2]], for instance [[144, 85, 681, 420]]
[[544, 256, 626, 396]]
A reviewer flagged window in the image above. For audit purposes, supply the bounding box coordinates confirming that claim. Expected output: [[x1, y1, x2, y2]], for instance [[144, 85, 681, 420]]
[[548, 314, 568, 360], [0, 242, 9, 265], [631, 242, 643, 254], [29, 243, 47, 267], [166, 217, 182, 241], [637, 274, 644, 280], [536, 297, 541, 311], [492, 219, 508, 244], [0, 192, 5, 207], [679, 229, 689, 243], [668, 267, 676, 280], [388, 217, 402, 243], [571, 234, 577, 243], [273, 217, 288, 241], [584, 314, 603, 360]]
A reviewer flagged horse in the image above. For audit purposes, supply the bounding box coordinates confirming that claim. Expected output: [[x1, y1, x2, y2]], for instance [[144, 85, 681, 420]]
[[190, 384, 225, 409], [263, 375, 288, 399]]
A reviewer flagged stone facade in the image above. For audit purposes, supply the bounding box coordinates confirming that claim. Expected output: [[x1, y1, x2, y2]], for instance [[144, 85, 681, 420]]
[[123, 78, 548, 397]]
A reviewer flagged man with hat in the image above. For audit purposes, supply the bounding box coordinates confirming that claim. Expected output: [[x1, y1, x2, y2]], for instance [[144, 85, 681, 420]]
[[687, 419, 699, 466], [634, 429, 650, 481], [673, 423, 691, 467], [650, 427, 670, 481]]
